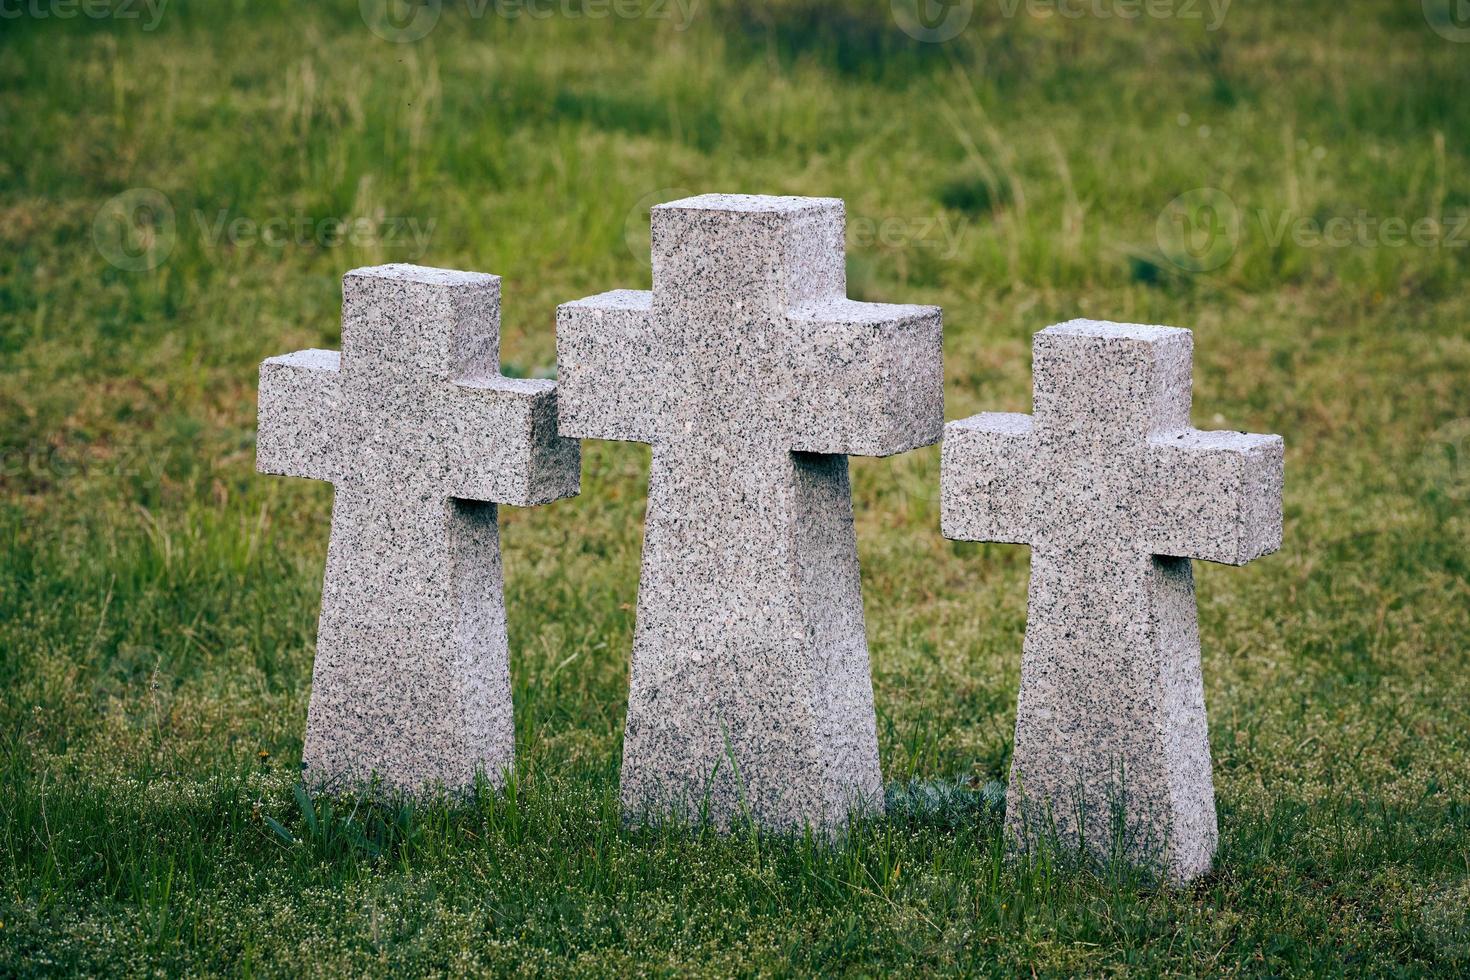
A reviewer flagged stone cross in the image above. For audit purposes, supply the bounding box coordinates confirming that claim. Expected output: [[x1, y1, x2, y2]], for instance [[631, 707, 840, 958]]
[[557, 194, 943, 832], [940, 320, 1282, 883], [256, 264, 580, 795]]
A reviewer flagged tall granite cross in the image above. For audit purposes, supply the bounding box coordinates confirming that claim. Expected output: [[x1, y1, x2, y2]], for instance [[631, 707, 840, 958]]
[[940, 320, 1283, 883], [557, 194, 943, 831], [256, 264, 580, 795]]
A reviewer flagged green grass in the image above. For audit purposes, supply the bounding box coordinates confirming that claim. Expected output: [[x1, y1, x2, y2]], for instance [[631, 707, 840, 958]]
[[2, 0, 1469, 973]]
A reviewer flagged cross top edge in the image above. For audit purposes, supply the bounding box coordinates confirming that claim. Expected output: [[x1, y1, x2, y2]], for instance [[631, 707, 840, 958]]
[[345, 263, 500, 291], [652, 193, 843, 217], [1040, 318, 1192, 344]]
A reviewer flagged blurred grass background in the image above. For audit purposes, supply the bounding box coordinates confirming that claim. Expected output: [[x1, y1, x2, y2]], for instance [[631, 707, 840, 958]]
[[2, 0, 1469, 973]]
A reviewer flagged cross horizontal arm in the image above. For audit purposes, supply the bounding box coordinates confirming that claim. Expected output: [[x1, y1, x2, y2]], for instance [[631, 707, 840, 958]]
[[939, 412, 1036, 544], [257, 349, 342, 482], [446, 376, 581, 507], [555, 290, 663, 445], [1145, 428, 1283, 565], [785, 299, 943, 458]]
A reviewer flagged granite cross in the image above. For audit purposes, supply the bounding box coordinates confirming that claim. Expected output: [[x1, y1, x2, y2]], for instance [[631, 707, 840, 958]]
[[940, 320, 1283, 883], [256, 264, 580, 795], [557, 194, 943, 832]]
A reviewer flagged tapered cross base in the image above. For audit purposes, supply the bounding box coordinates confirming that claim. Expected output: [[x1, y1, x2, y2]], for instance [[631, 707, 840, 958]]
[[304, 491, 514, 795], [620, 441, 882, 830], [1008, 549, 1216, 881]]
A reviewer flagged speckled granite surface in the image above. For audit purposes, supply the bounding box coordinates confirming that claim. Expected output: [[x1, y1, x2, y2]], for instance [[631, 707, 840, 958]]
[[557, 194, 943, 832], [257, 264, 580, 795], [940, 319, 1283, 883]]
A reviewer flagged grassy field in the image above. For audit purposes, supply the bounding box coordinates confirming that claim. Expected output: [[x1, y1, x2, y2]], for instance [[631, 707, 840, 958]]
[[2, 0, 1469, 973]]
